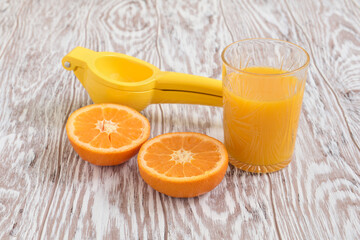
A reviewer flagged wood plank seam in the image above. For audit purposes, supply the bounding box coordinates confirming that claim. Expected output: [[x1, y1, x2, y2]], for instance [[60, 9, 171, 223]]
[[38, 77, 77, 240], [268, 174, 283, 240], [219, 0, 235, 43], [153, 0, 168, 239]]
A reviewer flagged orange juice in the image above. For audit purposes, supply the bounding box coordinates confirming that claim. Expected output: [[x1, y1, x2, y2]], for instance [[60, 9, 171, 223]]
[[223, 67, 305, 172]]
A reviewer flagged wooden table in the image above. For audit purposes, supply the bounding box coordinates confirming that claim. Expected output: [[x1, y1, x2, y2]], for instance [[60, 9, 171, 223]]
[[1, 0, 359, 239]]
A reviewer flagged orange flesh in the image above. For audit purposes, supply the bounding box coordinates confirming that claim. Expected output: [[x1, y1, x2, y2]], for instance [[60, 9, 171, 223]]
[[72, 107, 144, 148], [137, 132, 228, 198], [142, 135, 221, 178]]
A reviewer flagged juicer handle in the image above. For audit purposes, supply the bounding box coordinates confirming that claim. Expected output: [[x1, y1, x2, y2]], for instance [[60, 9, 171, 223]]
[[153, 72, 223, 106]]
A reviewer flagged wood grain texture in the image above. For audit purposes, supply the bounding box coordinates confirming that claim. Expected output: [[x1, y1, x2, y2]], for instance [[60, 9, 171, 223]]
[[0, 0, 359, 239]]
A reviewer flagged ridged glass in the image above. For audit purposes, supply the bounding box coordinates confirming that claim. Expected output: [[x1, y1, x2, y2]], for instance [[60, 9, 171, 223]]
[[222, 39, 310, 173]]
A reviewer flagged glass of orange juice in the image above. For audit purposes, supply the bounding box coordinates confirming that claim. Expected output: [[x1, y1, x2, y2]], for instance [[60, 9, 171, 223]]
[[221, 39, 310, 173]]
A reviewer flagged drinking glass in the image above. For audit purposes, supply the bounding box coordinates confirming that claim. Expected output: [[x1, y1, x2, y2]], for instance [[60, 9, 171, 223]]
[[221, 38, 310, 173]]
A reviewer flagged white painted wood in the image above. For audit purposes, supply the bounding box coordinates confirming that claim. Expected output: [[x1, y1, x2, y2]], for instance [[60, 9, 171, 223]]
[[0, 0, 359, 239]]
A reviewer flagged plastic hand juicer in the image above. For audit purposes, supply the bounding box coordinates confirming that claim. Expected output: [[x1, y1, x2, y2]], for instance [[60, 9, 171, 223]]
[[62, 47, 223, 111]]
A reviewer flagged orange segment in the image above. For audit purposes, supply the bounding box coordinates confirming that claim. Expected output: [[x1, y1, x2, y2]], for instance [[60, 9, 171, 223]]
[[191, 141, 218, 152], [165, 164, 185, 177], [190, 158, 217, 171], [109, 132, 131, 148], [89, 132, 111, 148], [160, 135, 184, 151], [182, 136, 202, 151], [146, 142, 173, 154], [116, 127, 143, 140], [103, 108, 128, 121], [137, 132, 228, 198], [75, 107, 103, 123], [183, 162, 203, 177], [122, 117, 144, 128], [75, 128, 100, 143], [66, 104, 150, 166]]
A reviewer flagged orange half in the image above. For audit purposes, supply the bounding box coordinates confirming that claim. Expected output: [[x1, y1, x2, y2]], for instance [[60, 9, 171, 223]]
[[66, 104, 150, 166], [137, 132, 228, 198]]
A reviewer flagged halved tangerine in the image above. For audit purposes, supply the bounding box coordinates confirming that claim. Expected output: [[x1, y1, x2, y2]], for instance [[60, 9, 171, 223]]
[[66, 104, 150, 166], [137, 132, 228, 198]]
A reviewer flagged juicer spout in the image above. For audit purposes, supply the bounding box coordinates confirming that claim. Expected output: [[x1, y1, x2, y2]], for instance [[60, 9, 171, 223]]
[[62, 47, 97, 85], [62, 47, 97, 70]]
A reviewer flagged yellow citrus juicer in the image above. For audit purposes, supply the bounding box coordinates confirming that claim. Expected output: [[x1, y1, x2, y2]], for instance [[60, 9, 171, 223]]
[[62, 47, 223, 111]]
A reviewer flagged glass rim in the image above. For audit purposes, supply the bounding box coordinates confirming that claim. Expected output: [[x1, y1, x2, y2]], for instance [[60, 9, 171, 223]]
[[221, 38, 310, 76]]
